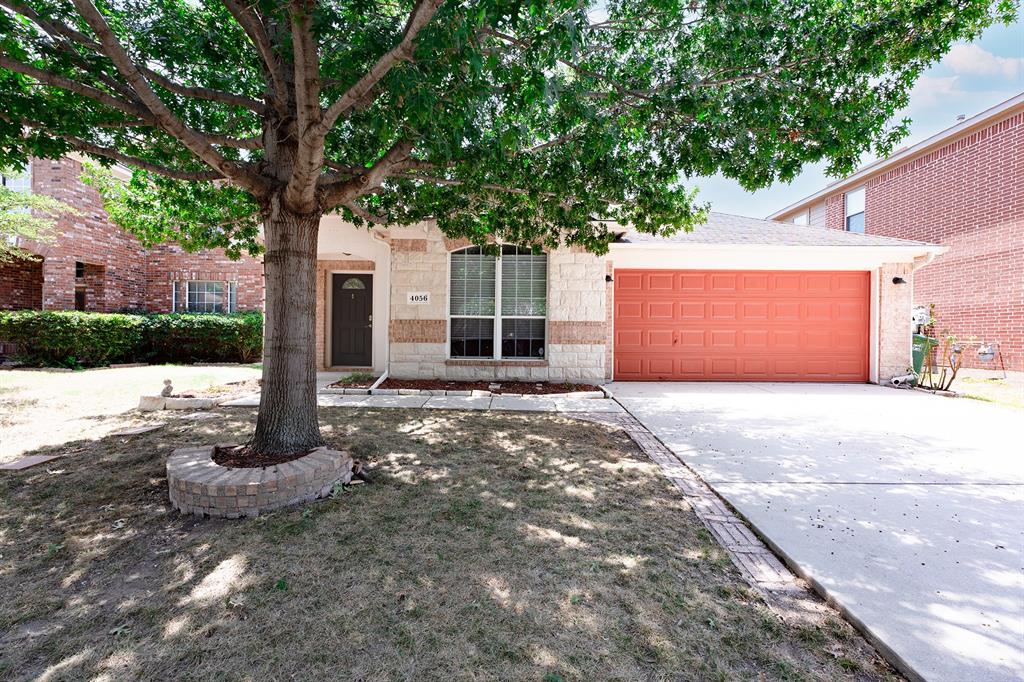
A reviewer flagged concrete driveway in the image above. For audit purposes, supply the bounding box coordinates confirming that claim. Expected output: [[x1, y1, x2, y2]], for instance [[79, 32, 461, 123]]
[[611, 382, 1023, 682]]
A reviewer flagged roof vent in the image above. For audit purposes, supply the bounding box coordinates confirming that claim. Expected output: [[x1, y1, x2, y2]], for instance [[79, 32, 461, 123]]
[[956, 114, 966, 122]]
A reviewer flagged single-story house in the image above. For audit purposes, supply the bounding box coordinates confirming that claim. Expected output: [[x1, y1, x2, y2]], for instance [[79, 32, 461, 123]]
[[314, 211, 945, 384]]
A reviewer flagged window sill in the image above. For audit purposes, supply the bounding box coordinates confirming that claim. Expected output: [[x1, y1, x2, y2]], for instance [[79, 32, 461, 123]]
[[445, 358, 548, 368]]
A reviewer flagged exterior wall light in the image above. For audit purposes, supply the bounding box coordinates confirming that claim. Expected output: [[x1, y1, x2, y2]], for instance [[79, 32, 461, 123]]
[[892, 277, 906, 285]]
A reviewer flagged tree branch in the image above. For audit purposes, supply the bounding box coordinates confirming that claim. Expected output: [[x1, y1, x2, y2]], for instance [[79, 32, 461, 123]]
[[317, 0, 444, 135], [283, 0, 324, 212], [1, 0, 265, 114], [139, 67, 266, 114], [0, 54, 150, 120], [396, 172, 612, 205], [221, 0, 288, 114], [70, 0, 269, 195], [343, 201, 388, 224], [205, 133, 264, 149], [321, 139, 415, 209], [0, 116, 227, 181]]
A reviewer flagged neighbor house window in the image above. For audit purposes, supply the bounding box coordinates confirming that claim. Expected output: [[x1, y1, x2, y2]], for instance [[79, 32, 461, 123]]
[[792, 211, 808, 226], [2, 167, 32, 248], [449, 245, 547, 359], [172, 280, 238, 313], [0, 166, 31, 193], [845, 187, 865, 233]]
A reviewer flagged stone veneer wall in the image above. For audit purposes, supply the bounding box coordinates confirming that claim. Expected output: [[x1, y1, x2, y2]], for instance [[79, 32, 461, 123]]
[[387, 227, 609, 381], [878, 262, 914, 381]]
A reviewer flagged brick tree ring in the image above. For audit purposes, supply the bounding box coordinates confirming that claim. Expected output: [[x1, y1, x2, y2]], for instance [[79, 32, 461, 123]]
[[167, 446, 354, 519]]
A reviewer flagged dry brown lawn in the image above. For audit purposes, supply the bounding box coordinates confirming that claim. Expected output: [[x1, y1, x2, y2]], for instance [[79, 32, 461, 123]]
[[0, 408, 898, 681], [0, 365, 261, 462]]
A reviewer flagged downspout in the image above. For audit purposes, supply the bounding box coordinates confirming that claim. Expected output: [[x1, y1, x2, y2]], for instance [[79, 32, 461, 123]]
[[911, 251, 938, 272], [370, 227, 392, 377]]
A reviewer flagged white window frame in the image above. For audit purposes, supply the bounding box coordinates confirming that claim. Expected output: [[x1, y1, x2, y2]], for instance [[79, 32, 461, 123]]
[[447, 246, 548, 361], [2, 163, 32, 249], [173, 280, 238, 313], [792, 211, 809, 226], [0, 162, 32, 194], [845, 186, 866, 233]]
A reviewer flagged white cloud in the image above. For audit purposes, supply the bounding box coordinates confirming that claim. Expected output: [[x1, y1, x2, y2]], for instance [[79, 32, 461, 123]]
[[908, 75, 965, 108], [943, 44, 1023, 80]]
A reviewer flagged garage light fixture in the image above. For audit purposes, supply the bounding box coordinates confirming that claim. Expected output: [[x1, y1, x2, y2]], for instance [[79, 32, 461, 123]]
[[892, 277, 906, 285]]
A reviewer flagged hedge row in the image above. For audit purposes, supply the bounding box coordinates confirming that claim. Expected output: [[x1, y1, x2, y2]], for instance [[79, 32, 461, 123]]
[[0, 310, 263, 367]]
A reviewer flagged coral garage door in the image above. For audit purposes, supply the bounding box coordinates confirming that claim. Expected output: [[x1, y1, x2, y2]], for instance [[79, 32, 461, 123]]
[[614, 270, 870, 382]]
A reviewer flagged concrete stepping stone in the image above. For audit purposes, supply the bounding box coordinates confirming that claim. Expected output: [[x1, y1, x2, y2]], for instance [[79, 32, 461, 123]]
[[220, 394, 260, 407], [422, 396, 492, 410], [178, 412, 219, 421], [110, 424, 165, 436], [0, 454, 62, 471]]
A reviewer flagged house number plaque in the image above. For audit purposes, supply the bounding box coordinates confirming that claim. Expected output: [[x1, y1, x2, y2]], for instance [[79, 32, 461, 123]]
[[406, 292, 430, 305]]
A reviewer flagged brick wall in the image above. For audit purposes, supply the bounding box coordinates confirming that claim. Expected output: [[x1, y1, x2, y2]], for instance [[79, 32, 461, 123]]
[[144, 243, 264, 313], [5, 157, 264, 314], [790, 111, 1024, 369], [0, 258, 43, 310], [30, 157, 148, 311]]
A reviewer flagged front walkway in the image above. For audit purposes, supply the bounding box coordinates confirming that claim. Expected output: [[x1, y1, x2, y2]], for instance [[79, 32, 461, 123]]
[[611, 381, 1024, 682]]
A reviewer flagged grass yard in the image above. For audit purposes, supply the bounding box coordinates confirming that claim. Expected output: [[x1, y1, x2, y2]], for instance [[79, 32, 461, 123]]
[[0, 364, 261, 462], [955, 374, 1024, 410], [0, 407, 897, 681]]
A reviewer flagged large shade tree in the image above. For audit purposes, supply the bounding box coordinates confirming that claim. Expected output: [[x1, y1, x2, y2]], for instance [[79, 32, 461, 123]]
[[0, 0, 1014, 453]]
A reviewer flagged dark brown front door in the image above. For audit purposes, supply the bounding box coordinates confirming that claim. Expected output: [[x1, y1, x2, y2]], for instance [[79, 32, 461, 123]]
[[331, 274, 373, 366]]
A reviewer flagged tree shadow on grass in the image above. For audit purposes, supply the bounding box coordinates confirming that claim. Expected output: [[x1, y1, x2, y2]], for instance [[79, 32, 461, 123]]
[[0, 408, 897, 681]]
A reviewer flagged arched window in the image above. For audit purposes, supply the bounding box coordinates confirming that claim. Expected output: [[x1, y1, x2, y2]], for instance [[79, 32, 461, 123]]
[[449, 245, 547, 359], [341, 277, 366, 290]]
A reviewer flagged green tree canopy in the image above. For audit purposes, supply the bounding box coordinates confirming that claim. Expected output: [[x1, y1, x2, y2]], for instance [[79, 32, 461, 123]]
[[2, 0, 1015, 253], [0, 0, 1014, 453]]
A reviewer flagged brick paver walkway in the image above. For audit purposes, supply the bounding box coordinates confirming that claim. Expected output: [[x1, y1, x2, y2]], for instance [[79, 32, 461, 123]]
[[574, 411, 833, 625]]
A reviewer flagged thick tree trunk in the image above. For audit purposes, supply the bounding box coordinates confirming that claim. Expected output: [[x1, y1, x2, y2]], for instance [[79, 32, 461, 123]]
[[251, 204, 325, 454]]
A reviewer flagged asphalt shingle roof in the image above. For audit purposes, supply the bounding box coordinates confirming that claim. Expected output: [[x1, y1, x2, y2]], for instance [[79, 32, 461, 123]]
[[613, 212, 934, 247]]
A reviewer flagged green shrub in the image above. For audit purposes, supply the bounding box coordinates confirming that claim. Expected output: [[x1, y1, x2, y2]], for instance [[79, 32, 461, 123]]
[[139, 312, 263, 364], [0, 310, 145, 367], [0, 310, 263, 367]]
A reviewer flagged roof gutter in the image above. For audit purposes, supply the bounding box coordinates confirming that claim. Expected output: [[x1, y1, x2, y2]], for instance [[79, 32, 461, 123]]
[[609, 242, 947, 255]]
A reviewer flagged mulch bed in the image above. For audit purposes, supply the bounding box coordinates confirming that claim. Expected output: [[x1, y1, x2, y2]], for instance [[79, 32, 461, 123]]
[[377, 378, 600, 394], [212, 443, 318, 469], [325, 378, 376, 389]]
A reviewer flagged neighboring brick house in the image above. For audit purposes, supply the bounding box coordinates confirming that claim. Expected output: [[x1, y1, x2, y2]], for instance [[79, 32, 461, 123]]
[[0, 156, 264, 314], [770, 92, 1024, 370]]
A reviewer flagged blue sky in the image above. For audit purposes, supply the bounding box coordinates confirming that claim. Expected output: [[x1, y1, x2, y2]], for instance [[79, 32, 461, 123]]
[[693, 16, 1024, 219]]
